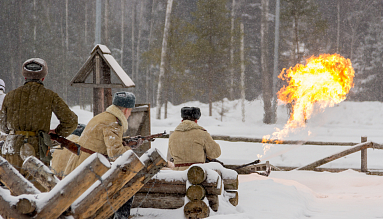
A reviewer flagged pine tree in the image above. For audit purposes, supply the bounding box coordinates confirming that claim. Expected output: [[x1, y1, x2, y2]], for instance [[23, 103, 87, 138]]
[[184, 0, 232, 116]]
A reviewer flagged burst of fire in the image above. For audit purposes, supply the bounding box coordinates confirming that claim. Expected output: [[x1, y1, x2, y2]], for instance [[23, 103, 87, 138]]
[[259, 54, 355, 159]]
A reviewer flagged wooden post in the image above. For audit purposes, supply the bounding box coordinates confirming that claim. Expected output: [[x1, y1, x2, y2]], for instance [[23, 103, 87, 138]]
[[0, 156, 40, 196], [361, 136, 367, 172], [71, 151, 144, 219], [91, 148, 167, 219], [93, 54, 104, 116], [22, 156, 60, 191], [35, 153, 110, 219]]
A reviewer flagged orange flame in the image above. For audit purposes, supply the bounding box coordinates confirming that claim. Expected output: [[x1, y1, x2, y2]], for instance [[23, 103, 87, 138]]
[[259, 54, 354, 158]]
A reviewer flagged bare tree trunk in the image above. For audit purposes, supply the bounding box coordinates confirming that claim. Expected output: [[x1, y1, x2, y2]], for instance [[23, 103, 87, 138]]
[[131, 0, 136, 81], [136, 0, 144, 84], [271, 0, 280, 124], [240, 22, 245, 122], [104, 0, 109, 45], [146, 0, 157, 103], [64, 0, 69, 102], [121, 0, 125, 66], [80, 1, 88, 110], [294, 15, 299, 63], [229, 0, 236, 100], [156, 0, 173, 119], [337, 0, 340, 53], [261, 0, 272, 124]]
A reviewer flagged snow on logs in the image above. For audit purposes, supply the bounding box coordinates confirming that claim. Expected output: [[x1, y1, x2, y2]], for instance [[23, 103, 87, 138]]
[[89, 148, 167, 219], [131, 162, 239, 219], [35, 153, 110, 219], [0, 156, 41, 196], [71, 150, 144, 218]]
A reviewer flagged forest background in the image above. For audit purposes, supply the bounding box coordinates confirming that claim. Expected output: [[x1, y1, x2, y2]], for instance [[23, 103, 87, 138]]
[[1, 0, 382, 123]]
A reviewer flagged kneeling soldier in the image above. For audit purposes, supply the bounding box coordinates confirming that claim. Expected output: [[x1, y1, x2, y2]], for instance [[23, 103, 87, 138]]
[[168, 107, 221, 171]]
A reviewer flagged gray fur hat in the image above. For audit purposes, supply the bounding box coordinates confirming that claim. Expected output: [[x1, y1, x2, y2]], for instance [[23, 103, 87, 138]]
[[22, 58, 48, 80], [113, 91, 136, 108]]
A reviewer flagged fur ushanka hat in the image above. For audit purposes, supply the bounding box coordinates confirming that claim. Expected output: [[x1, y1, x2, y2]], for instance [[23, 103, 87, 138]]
[[112, 91, 136, 109], [22, 58, 48, 80]]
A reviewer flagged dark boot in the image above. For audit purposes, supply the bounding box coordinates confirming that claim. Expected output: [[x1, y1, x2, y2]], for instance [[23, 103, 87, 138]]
[[113, 196, 134, 219]]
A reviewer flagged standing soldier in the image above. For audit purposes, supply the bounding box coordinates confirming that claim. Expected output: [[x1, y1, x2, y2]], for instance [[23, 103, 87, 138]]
[[168, 107, 221, 171], [0, 58, 78, 176]]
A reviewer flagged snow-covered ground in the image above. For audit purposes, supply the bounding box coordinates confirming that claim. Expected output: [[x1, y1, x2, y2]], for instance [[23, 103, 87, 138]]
[[47, 99, 383, 218]]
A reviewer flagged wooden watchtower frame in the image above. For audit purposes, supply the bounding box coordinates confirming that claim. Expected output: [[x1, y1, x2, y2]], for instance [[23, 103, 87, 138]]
[[70, 44, 135, 116], [70, 44, 151, 156]]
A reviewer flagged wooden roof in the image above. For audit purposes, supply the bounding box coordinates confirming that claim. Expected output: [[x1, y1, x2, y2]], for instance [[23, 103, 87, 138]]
[[70, 44, 135, 88]]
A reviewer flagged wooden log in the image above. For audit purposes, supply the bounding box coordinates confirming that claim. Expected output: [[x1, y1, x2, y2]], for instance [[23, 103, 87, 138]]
[[92, 148, 167, 219], [186, 185, 206, 201], [35, 153, 110, 219], [297, 142, 373, 170], [71, 151, 144, 219], [22, 156, 60, 191], [187, 166, 206, 185], [184, 200, 210, 219], [223, 175, 238, 191], [158, 134, 359, 146], [0, 187, 30, 219], [140, 176, 222, 196], [206, 194, 219, 212], [0, 156, 40, 195], [225, 190, 238, 206], [16, 198, 36, 215], [132, 192, 185, 209]]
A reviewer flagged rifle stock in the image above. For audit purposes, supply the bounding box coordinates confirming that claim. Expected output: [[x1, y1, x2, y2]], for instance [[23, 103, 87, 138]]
[[49, 133, 95, 156]]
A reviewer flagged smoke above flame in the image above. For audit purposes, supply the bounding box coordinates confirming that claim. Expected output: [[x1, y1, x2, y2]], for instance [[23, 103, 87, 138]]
[[260, 54, 355, 159]]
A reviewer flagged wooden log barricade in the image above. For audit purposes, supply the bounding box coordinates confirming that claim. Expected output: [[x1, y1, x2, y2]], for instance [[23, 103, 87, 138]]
[[90, 148, 167, 219], [35, 153, 111, 219], [0, 148, 166, 219], [130, 163, 239, 217], [71, 150, 144, 218]]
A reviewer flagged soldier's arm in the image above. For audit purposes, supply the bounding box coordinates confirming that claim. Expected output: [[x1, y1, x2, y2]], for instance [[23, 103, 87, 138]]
[[103, 123, 128, 161], [52, 93, 78, 137], [204, 131, 221, 160]]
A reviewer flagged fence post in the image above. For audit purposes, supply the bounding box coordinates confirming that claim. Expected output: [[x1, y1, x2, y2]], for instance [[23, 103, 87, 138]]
[[361, 136, 367, 172]]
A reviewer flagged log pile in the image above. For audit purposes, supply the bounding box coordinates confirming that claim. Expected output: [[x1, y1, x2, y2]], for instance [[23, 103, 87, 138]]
[[131, 163, 239, 219], [0, 148, 167, 219]]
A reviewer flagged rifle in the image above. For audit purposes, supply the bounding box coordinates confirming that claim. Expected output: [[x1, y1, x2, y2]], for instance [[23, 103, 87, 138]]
[[49, 133, 95, 156], [235, 159, 261, 169], [122, 131, 167, 148]]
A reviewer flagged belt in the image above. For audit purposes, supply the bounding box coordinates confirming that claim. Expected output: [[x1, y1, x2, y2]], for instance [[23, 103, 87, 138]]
[[174, 162, 203, 167], [15, 131, 37, 137]]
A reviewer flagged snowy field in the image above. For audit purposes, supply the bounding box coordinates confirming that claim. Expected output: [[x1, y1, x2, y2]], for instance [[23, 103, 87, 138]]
[[50, 99, 383, 218]]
